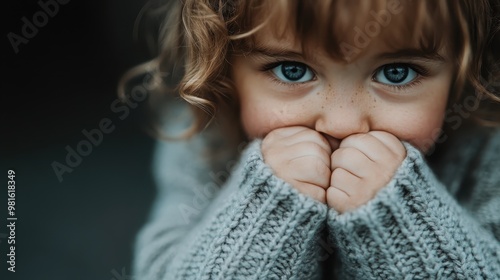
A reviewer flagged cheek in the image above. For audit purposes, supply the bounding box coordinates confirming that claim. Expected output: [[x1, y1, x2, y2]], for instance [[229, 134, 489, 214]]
[[381, 75, 451, 152], [240, 101, 266, 138], [406, 113, 445, 152], [233, 62, 273, 139], [240, 100, 294, 139], [387, 98, 448, 153]]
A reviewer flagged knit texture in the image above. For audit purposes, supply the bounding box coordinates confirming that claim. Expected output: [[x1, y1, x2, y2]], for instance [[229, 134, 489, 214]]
[[133, 115, 500, 279], [327, 141, 500, 279], [134, 137, 328, 280]]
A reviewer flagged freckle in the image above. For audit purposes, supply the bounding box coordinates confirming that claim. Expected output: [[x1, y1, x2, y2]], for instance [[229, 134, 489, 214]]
[[316, 92, 320, 95], [373, 98, 377, 103], [279, 109, 283, 113], [321, 106, 324, 109], [351, 98, 354, 103], [340, 105, 343, 108]]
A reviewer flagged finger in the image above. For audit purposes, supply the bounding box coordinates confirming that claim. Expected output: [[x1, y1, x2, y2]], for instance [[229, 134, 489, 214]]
[[330, 147, 373, 178], [288, 141, 332, 168], [264, 127, 332, 157], [332, 167, 380, 202], [328, 167, 373, 213], [270, 126, 311, 139], [330, 168, 363, 189], [367, 131, 406, 160], [287, 154, 331, 189], [330, 167, 362, 196], [283, 129, 332, 154], [293, 181, 327, 204], [326, 184, 351, 213], [339, 133, 393, 163], [263, 126, 309, 148]]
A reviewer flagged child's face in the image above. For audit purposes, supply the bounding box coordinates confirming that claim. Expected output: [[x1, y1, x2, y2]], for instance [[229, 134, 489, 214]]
[[231, 22, 454, 152]]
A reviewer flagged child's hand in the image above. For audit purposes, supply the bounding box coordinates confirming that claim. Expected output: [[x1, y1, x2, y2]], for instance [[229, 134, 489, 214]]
[[262, 126, 332, 203], [327, 131, 406, 213]]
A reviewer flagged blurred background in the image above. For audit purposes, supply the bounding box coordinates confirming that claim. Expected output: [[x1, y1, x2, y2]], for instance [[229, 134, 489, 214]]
[[2, 0, 158, 279]]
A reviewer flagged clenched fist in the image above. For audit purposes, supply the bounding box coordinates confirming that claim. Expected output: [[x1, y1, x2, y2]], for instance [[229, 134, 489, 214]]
[[261, 126, 332, 203], [262, 127, 406, 213], [327, 131, 406, 213]]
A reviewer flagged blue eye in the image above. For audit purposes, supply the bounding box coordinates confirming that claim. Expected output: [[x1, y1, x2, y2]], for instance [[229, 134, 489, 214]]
[[374, 64, 417, 86], [271, 62, 314, 83]]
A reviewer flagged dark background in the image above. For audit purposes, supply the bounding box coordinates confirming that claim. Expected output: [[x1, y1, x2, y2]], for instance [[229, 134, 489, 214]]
[[2, 0, 158, 279]]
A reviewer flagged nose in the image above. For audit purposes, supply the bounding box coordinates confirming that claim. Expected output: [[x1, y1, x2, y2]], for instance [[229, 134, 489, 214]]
[[314, 88, 371, 142]]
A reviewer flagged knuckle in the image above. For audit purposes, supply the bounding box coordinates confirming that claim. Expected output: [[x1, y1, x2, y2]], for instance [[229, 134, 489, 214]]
[[331, 167, 348, 183], [351, 133, 367, 142], [303, 155, 323, 169], [314, 160, 331, 178], [308, 142, 328, 157], [303, 130, 331, 148], [297, 142, 329, 160], [302, 128, 321, 137], [331, 167, 342, 177], [331, 147, 353, 163], [262, 134, 274, 149]]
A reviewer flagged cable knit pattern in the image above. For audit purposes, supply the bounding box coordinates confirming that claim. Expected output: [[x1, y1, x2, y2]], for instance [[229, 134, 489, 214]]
[[327, 141, 500, 279], [134, 139, 328, 280], [133, 113, 500, 279]]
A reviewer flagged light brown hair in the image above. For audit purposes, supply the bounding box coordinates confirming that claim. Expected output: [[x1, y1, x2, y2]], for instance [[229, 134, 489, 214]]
[[119, 0, 500, 138]]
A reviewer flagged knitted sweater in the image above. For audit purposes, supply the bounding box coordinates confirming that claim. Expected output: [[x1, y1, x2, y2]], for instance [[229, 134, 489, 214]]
[[133, 107, 500, 279]]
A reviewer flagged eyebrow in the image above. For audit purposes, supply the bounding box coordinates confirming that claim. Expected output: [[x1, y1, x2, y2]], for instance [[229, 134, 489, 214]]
[[376, 49, 446, 62], [251, 46, 301, 57], [249, 44, 321, 64], [249, 44, 445, 64]]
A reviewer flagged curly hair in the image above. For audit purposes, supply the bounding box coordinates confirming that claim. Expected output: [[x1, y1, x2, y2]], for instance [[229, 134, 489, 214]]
[[119, 0, 500, 138]]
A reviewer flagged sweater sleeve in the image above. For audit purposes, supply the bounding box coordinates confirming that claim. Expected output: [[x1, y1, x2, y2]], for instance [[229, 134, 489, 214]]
[[327, 142, 500, 279], [133, 138, 328, 280]]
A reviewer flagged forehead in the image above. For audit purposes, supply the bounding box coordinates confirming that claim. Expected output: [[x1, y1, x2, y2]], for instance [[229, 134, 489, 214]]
[[237, 0, 456, 62]]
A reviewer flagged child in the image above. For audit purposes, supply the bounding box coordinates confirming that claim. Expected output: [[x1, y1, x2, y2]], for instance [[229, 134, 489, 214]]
[[125, 0, 500, 279]]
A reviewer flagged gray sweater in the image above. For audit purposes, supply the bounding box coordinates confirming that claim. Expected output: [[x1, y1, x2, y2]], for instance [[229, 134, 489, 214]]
[[133, 108, 500, 279]]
